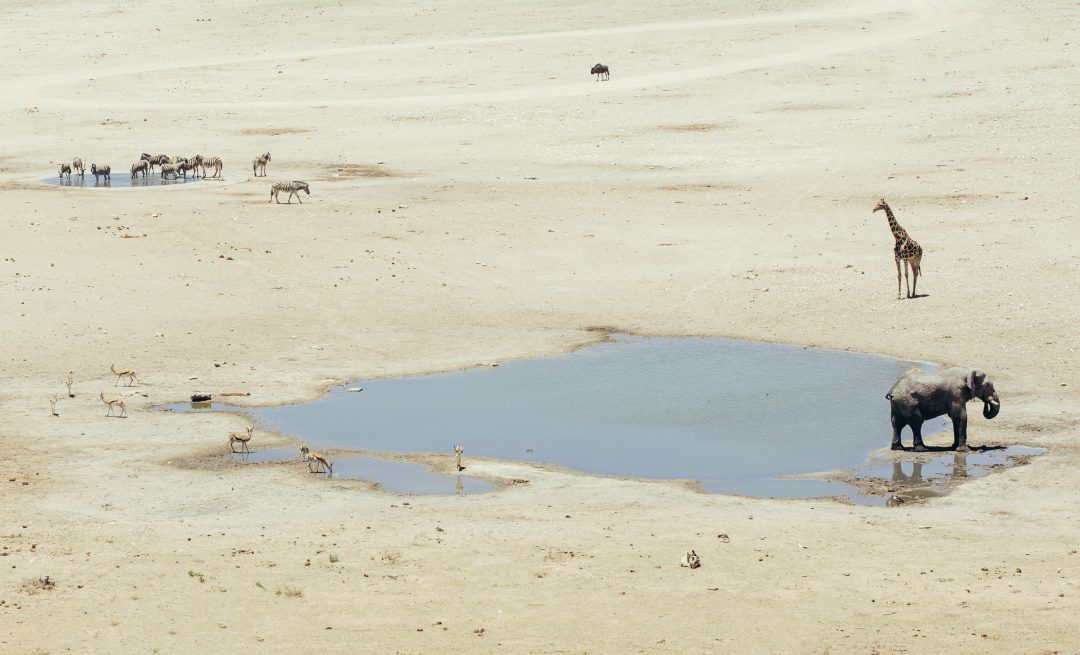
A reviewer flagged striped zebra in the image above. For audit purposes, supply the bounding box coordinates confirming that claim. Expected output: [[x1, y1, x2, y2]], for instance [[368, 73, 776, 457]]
[[140, 153, 167, 174], [201, 155, 223, 178], [130, 159, 150, 178], [91, 163, 111, 182], [159, 163, 178, 179], [269, 180, 310, 204], [72, 157, 85, 176], [58, 162, 72, 178], [175, 159, 195, 179], [252, 152, 271, 177]]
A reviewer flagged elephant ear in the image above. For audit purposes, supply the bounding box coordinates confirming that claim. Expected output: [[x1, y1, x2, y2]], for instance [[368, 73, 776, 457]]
[[966, 369, 986, 395]]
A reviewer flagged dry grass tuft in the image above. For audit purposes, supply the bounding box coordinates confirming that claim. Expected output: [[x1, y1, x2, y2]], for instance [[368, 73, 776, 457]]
[[21, 576, 56, 595]]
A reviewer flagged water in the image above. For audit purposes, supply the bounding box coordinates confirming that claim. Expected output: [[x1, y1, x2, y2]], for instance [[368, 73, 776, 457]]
[[44, 174, 201, 188], [223, 447, 493, 495], [166, 336, 1036, 501]]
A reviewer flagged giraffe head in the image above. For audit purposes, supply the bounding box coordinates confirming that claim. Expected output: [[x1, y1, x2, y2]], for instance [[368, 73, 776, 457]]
[[873, 198, 889, 213]]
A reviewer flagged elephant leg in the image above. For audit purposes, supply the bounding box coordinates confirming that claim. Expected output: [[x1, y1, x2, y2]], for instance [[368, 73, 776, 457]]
[[951, 409, 970, 452], [910, 420, 927, 452], [890, 412, 905, 450], [956, 415, 969, 452]]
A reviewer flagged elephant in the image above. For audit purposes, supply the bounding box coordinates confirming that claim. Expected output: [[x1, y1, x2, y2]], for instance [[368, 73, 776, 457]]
[[885, 367, 1000, 452]]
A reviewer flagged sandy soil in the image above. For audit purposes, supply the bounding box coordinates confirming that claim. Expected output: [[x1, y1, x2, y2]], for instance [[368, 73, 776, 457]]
[[2, 0, 1079, 652]]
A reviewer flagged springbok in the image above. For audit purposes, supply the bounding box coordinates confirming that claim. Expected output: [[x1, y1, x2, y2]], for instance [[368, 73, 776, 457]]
[[111, 363, 139, 386], [299, 445, 333, 474], [454, 445, 464, 471], [229, 426, 254, 453], [100, 391, 126, 417]]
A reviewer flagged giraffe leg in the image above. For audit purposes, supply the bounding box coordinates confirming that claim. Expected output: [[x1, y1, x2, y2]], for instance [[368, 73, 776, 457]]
[[904, 260, 912, 299], [895, 257, 902, 300], [911, 254, 922, 298]]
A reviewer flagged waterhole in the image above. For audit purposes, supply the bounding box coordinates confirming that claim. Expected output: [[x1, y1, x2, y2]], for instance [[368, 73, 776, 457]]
[[44, 174, 201, 188], [168, 335, 1037, 502]]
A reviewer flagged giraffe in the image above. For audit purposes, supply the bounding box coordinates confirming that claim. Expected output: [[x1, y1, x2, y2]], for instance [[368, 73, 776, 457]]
[[873, 198, 923, 299]]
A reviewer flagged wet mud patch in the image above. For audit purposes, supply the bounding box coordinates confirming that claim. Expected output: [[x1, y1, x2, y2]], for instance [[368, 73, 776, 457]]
[[768, 102, 842, 113], [656, 182, 741, 192], [321, 163, 401, 181], [657, 122, 735, 133], [239, 127, 312, 136]]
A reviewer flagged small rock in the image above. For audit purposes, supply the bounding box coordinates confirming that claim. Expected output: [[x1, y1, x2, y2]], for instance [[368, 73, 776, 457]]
[[347, 387, 363, 393]]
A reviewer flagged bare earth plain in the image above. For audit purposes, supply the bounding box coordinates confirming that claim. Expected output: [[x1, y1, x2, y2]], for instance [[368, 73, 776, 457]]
[[2, 0, 1079, 652]]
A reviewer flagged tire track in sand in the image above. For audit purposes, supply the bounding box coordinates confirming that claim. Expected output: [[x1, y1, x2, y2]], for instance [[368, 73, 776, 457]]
[[9, 0, 968, 110]]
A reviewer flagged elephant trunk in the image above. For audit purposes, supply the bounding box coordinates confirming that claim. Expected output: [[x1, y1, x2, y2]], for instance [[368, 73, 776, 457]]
[[983, 399, 1000, 419]]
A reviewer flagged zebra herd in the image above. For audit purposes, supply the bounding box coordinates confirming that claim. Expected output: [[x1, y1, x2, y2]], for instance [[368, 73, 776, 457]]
[[131, 153, 223, 180], [53, 151, 311, 203]]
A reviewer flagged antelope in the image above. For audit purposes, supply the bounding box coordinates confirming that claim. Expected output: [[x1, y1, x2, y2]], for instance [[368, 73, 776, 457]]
[[299, 445, 333, 474], [58, 162, 72, 178], [454, 445, 464, 471], [72, 157, 85, 176], [229, 426, 254, 453], [48, 395, 60, 417], [111, 363, 139, 386], [100, 391, 126, 417], [62, 371, 74, 397]]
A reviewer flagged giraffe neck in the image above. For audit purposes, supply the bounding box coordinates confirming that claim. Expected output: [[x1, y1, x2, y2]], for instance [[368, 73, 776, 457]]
[[883, 205, 909, 242]]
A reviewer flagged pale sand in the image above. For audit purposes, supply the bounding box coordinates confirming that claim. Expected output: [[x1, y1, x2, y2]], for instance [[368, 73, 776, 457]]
[[2, 0, 1079, 652]]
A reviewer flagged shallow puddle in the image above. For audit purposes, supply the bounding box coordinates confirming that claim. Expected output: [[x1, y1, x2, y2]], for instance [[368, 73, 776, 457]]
[[164, 336, 1038, 502], [44, 174, 200, 188], [221, 447, 493, 495], [850, 446, 1045, 506]]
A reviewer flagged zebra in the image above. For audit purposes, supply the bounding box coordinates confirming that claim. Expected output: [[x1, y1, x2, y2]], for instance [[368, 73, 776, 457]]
[[141, 153, 170, 172], [252, 152, 271, 177], [130, 159, 149, 178], [72, 157, 85, 176], [58, 162, 72, 178], [91, 163, 111, 182], [187, 155, 203, 178], [201, 155, 223, 178], [175, 159, 195, 179], [269, 180, 310, 204], [591, 63, 610, 81], [159, 163, 179, 180]]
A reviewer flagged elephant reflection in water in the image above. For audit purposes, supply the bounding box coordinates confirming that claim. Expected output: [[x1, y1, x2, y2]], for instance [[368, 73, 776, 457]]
[[885, 453, 968, 506]]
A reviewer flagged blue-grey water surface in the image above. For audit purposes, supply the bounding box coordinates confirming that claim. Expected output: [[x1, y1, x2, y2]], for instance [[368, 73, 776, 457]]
[[45, 174, 200, 188], [248, 335, 951, 490]]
